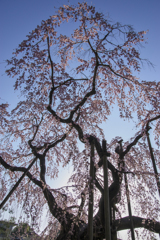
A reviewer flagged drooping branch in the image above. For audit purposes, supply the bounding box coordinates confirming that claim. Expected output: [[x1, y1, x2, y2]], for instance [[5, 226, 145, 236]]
[[0, 155, 79, 230], [0, 115, 79, 215], [123, 128, 149, 157], [146, 114, 160, 128], [47, 76, 96, 125], [122, 116, 160, 158], [98, 63, 138, 85], [44, 132, 68, 155], [0, 157, 37, 209], [47, 35, 54, 88], [47, 34, 96, 123], [0, 156, 42, 188], [46, 37, 99, 139], [30, 114, 44, 143], [114, 216, 160, 234]]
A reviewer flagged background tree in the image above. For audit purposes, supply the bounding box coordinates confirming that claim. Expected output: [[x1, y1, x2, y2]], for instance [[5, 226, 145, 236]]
[[0, 219, 41, 239], [0, 2, 160, 239]]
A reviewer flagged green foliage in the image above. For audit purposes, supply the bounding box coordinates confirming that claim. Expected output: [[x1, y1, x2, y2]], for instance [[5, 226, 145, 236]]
[[0, 220, 40, 240]]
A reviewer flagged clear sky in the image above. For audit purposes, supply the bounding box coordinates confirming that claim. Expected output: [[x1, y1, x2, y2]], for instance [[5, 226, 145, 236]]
[[0, 0, 160, 103], [0, 1, 160, 238]]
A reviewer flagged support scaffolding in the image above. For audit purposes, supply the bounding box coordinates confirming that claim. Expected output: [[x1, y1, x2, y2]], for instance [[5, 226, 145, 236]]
[[102, 139, 111, 240], [146, 128, 160, 197], [146, 115, 160, 197], [88, 139, 95, 240], [119, 140, 135, 240], [88, 138, 137, 239]]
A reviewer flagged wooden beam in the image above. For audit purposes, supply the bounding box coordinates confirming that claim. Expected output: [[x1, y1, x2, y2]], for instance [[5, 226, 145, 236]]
[[102, 139, 111, 240], [88, 140, 94, 240]]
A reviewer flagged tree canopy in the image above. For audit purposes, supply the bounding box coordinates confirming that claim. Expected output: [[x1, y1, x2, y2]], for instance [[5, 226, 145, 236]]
[[0, 2, 160, 239]]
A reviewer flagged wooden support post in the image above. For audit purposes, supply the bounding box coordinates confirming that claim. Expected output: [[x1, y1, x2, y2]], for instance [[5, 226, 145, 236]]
[[119, 141, 135, 240], [146, 131, 160, 197], [88, 140, 94, 240], [111, 207, 117, 240], [102, 139, 111, 240], [124, 174, 135, 240]]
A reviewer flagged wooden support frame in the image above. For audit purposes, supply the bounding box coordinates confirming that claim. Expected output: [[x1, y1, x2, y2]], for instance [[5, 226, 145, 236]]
[[119, 140, 135, 240], [102, 139, 111, 240], [88, 139, 95, 240], [146, 130, 160, 197], [124, 174, 135, 240]]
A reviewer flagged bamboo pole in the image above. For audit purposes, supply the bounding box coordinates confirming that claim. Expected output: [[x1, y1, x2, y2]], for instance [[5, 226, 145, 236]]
[[102, 139, 111, 240], [88, 140, 95, 240]]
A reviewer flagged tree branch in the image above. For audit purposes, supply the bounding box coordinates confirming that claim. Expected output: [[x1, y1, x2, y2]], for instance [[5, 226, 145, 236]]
[[0, 157, 38, 209], [122, 127, 149, 157], [0, 156, 42, 189], [0, 155, 78, 229], [47, 35, 54, 88], [114, 216, 160, 234]]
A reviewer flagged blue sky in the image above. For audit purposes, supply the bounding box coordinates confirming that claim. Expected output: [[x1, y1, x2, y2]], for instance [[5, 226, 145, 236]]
[[0, 0, 160, 86], [0, 1, 160, 237]]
